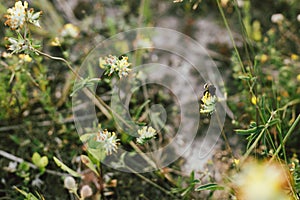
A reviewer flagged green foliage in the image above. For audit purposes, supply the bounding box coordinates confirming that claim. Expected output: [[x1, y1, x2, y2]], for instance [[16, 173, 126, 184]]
[[53, 157, 82, 178], [13, 186, 42, 200], [171, 171, 200, 199], [1, 0, 300, 199], [31, 152, 48, 173], [195, 183, 224, 191]]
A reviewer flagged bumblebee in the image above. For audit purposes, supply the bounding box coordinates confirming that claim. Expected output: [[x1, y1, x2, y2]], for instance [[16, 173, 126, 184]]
[[200, 83, 217, 114]]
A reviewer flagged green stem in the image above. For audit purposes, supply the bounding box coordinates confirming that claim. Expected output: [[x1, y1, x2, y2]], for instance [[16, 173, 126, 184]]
[[240, 112, 276, 164], [216, 0, 245, 74], [270, 114, 300, 162]]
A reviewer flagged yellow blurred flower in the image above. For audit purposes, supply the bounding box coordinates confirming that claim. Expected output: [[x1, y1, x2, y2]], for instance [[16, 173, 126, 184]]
[[251, 95, 257, 105], [297, 74, 300, 82], [19, 54, 32, 62], [291, 54, 299, 61], [260, 54, 268, 63], [50, 37, 61, 46], [233, 160, 293, 200], [60, 23, 80, 38]]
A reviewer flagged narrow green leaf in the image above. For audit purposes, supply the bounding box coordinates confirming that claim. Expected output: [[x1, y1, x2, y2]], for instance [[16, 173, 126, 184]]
[[267, 119, 280, 127], [134, 100, 151, 120], [195, 183, 224, 191], [53, 157, 82, 178], [235, 125, 264, 135], [13, 186, 39, 200]]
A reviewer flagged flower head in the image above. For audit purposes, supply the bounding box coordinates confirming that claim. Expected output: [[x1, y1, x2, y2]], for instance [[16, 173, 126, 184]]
[[6, 37, 29, 54], [136, 126, 157, 145], [27, 8, 42, 28], [4, 1, 28, 30], [233, 160, 293, 200], [4, 1, 42, 30], [96, 129, 119, 155], [99, 55, 131, 78]]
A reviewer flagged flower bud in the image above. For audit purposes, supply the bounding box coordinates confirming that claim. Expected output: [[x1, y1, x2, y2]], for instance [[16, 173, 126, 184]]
[[64, 176, 77, 191], [80, 185, 93, 198]]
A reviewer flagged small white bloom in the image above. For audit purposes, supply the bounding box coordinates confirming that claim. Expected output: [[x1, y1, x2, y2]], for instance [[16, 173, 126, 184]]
[[271, 13, 284, 24], [27, 8, 42, 28], [96, 130, 119, 155], [136, 126, 157, 145], [80, 185, 93, 198], [103, 134, 118, 155], [117, 56, 131, 78], [99, 55, 131, 78], [7, 37, 28, 53], [297, 14, 300, 22], [4, 161, 18, 172], [4, 1, 28, 30]]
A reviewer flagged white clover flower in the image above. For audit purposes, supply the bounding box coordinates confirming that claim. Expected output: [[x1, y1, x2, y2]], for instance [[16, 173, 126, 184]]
[[117, 56, 131, 78], [27, 8, 42, 28], [80, 185, 93, 198], [96, 129, 119, 155], [136, 126, 157, 145], [4, 1, 28, 30], [99, 55, 131, 78], [105, 55, 118, 75], [6, 37, 29, 53], [271, 13, 284, 24], [60, 23, 80, 38]]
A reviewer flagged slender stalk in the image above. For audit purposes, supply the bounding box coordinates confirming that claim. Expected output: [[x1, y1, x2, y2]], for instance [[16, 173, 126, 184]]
[[98, 164, 106, 200], [129, 141, 157, 169], [270, 114, 300, 162], [239, 112, 276, 165], [216, 0, 245, 74], [33, 49, 81, 79], [125, 165, 176, 198]]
